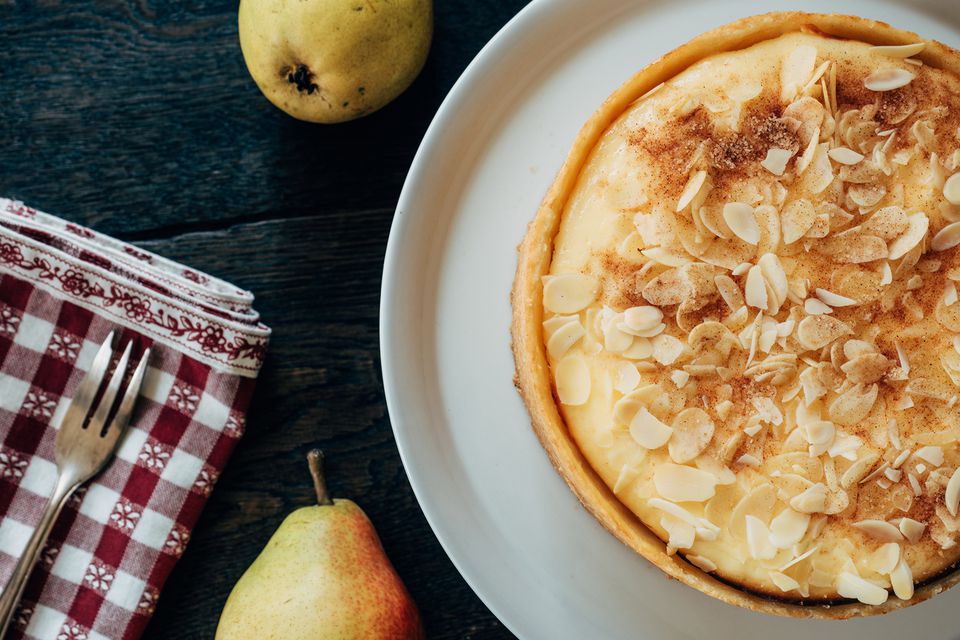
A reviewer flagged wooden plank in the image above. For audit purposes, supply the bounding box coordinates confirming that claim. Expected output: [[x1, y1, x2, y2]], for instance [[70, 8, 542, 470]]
[[0, 0, 530, 636], [137, 215, 512, 638], [0, 0, 529, 241]]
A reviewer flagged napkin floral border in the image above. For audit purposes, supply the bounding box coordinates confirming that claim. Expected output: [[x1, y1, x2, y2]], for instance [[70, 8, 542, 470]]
[[0, 203, 268, 377]]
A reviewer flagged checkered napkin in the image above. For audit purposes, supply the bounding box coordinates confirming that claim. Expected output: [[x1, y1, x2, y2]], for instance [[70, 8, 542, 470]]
[[0, 199, 270, 639]]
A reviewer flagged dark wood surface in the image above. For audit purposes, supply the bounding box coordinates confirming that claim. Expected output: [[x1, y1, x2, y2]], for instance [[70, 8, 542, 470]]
[[0, 1, 529, 637]]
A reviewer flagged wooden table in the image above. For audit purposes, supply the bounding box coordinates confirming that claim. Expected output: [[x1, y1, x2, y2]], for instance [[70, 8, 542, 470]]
[[0, 1, 527, 636]]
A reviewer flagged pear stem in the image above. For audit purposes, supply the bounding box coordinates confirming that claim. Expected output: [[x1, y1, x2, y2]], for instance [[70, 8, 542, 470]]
[[307, 449, 334, 506]]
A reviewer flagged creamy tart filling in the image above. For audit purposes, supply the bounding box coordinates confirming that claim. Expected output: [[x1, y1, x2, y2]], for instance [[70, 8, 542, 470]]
[[542, 31, 960, 604]]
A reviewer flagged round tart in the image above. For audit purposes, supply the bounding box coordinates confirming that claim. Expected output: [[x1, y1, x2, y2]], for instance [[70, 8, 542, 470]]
[[512, 12, 960, 616]]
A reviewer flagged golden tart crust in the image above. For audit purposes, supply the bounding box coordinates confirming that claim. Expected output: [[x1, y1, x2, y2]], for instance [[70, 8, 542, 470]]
[[512, 12, 960, 617]]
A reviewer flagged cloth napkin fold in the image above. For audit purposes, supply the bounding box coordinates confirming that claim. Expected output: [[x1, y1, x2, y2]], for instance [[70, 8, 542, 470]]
[[0, 199, 269, 640]]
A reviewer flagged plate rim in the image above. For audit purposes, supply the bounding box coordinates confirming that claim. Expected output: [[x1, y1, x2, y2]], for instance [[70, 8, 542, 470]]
[[380, 1, 555, 637]]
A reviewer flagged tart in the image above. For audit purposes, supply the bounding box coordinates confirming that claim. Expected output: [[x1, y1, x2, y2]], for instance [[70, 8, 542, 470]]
[[511, 12, 960, 616]]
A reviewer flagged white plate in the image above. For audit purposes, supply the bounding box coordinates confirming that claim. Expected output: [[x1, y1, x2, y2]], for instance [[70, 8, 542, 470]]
[[380, 1, 960, 638]]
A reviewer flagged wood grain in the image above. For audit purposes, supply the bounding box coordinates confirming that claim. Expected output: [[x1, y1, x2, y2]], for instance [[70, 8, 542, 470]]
[[0, 0, 529, 637]]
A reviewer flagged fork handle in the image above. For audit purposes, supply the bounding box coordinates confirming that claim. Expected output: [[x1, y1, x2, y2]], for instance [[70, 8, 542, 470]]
[[0, 473, 77, 637]]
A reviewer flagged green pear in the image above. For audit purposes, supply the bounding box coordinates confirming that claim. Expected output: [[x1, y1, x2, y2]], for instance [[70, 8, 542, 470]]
[[215, 450, 424, 640]]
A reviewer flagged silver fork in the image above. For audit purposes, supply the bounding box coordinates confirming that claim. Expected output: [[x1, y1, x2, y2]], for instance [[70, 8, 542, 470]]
[[0, 331, 150, 636]]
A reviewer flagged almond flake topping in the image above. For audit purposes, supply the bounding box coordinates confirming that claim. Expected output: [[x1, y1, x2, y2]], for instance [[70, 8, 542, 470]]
[[932, 221, 960, 252], [870, 543, 900, 574], [891, 558, 914, 600], [745, 265, 767, 310], [804, 298, 832, 315], [781, 198, 817, 244], [669, 408, 715, 464], [853, 519, 904, 541], [769, 571, 801, 593], [722, 203, 760, 245], [543, 274, 599, 313], [915, 445, 944, 466], [547, 319, 585, 360], [790, 483, 828, 513], [829, 147, 865, 165], [864, 68, 916, 92], [677, 170, 707, 211], [945, 467, 960, 516], [769, 507, 810, 548], [815, 288, 856, 307], [686, 554, 717, 573], [837, 571, 889, 605], [654, 463, 717, 503], [869, 42, 926, 58], [888, 212, 930, 260], [899, 517, 925, 543], [745, 515, 777, 560], [761, 148, 794, 176], [555, 356, 591, 405], [630, 407, 673, 449], [945, 173, 960, 205]]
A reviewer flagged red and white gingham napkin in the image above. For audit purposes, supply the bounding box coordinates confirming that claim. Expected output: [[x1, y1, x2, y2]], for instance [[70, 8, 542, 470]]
[[0, 199, 270, 639]]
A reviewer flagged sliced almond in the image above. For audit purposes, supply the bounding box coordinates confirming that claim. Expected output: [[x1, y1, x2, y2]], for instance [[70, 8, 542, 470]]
[[641, 247, 692, 267], [687, 554, 718, 573], [761, 148, 795, 176], [945, 467, 960, 516], [781, 44, 818, 101], [888, 213, 930, 260], [714, 274, 745, 311], [758, 253, 788, 310], [652, 334, 685, 365], [555, 356, 591, 405], [769, 571, 801, 593], [829, 147, 865, 165], [669, 408, 716, 464], [837, 571, 889, 605], [862, 206, 909, 240], [843, 353, 891, 385], [648, 498, 700, 528], [816, 288, 856, 307], [797, 315, 852, 351], [804, 298, 833, 315], [791, 483, 828, 513], [654, 463, 717, 503], [848, 183, 887, 208], [817, 233, 888, 263], [543, 274, 599, 313], [804, 420, 836, 456], [769, 507, 810, 549], [945, 173, 960, 205], [828, 383, 878, 425], [547, 320, 585, 360], [723, 203, 760, 245], [730, 484, 776, 539], [781, 198, 817, 244], [864, 68, 916, 91], [842, 453, 881, 489], [745, 515, 777, 560], [853, 519, 904, 541], [614, 362, 641, 394], [915, 445, 944, 466], [677, 170, 707, 211], [799, 127, 822, 178], [931, 223, 960, 257], [899, 517, 926, 543], [890, 558, 914, 600], [869, 42, 926, 58], [622, 337, 654, 360], [870, 542, 901, 574], [744, 265, 768, 310], [629, 407, 673, 449], [622, 306, 664, 332]]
